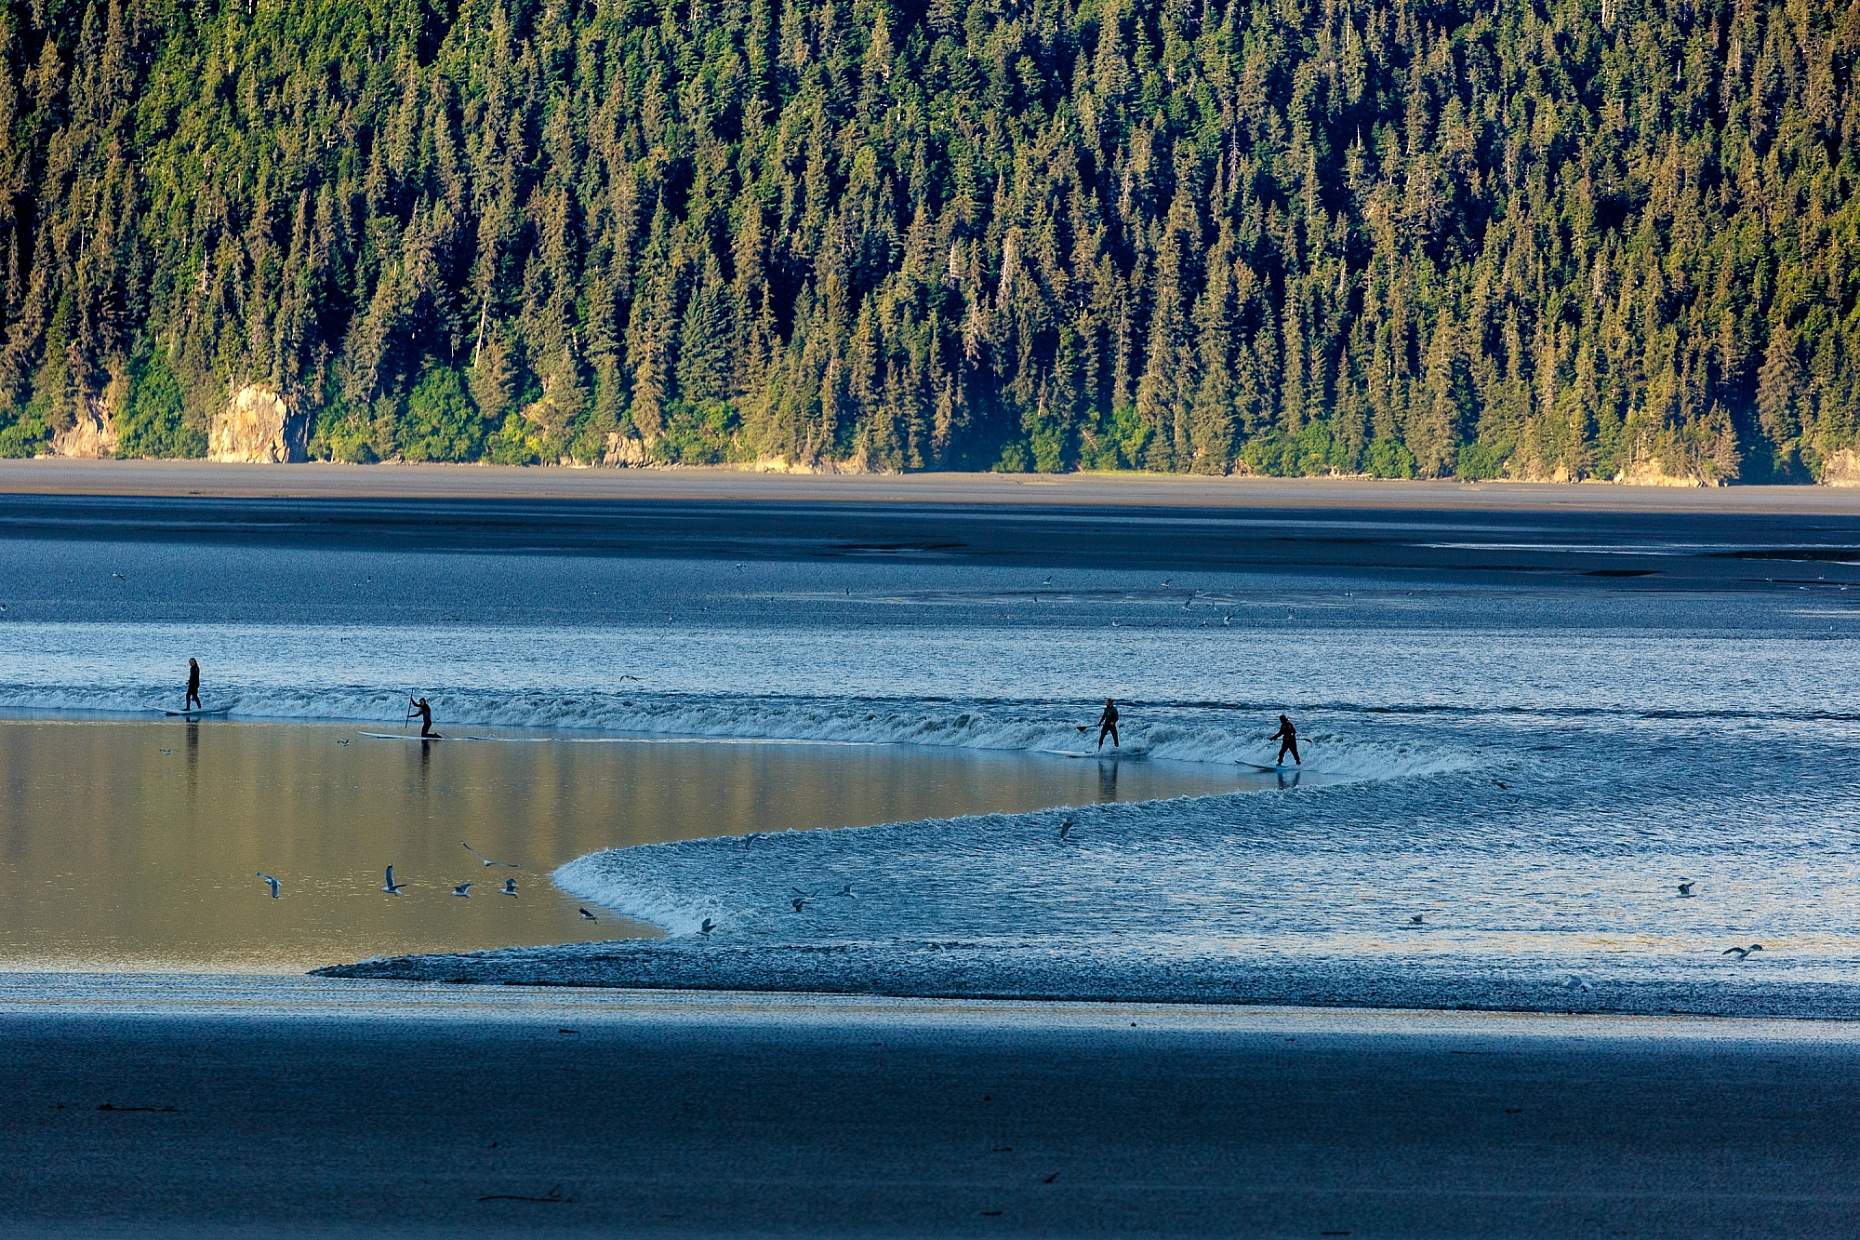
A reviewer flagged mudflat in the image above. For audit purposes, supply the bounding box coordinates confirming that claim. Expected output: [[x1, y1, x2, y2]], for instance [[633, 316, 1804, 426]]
[[1, 977, 1856, 1238]]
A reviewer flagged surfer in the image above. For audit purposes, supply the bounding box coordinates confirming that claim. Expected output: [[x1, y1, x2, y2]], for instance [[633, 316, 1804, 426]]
[[185, 658, 202, 712], [408, 695, 438, 738], [1095, 698, 1120, 750], [1271, 714, 1300, 766]]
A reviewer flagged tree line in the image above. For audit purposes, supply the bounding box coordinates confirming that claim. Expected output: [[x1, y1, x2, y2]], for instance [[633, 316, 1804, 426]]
[[1, 0, 1856, 479]]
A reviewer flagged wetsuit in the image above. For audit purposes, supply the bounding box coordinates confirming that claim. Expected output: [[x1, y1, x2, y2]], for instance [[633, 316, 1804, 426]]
[[1272, 716, 1300, 765], [186, 661, 202, 711], [1096, 701, 1120, 750], [410, 698, 437, 738]]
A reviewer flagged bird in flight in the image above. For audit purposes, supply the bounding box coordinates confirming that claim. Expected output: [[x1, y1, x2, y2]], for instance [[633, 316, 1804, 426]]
[[500, 879, 518, 897], [700, 918, 715, 935], [451, 882, 474, 898], [462, 842, 519, 868], [256, 872, 280, 899], [1722, 944, 1763, 960], [790, 894, 812, 913], [1677, 880, 1696, 897], [834, 883, 855, 898], [579, 907, 598, 921], [1059, 817, 1074, 842], [382, 865, 406, 895]]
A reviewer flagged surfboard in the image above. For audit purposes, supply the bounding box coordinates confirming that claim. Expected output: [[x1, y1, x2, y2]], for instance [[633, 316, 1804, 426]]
[[160, 704, 234, 717], [1237, 760, 1304, 773]]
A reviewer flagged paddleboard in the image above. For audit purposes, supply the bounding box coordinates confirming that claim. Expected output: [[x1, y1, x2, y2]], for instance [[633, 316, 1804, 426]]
[[359, 731, 449, 741], [160, 704, 234, 717]]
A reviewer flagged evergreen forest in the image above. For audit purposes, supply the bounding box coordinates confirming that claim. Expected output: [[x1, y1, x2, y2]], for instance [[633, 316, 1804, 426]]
[[1, 0, 1857, 478]]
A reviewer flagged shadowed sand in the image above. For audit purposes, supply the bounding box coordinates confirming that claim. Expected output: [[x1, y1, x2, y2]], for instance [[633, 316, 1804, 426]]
[[2, 975, 1857, 1238], [8, 456, 1860, 513]]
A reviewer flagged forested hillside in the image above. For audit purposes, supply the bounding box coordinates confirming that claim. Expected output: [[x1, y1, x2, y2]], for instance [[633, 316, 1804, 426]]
[[1, 0, 1856, 477]]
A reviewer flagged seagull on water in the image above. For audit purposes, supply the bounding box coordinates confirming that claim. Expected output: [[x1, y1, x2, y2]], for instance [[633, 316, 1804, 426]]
[[1221, 613, 1233, 626], [579, 907, 598, 921], [382, 865, 406, 894], [700, 918, 715, 935], [159, 748, 173, 756], [743, 832, 766, 848], [1676, 880, 1696, 898], [1408, 913, 1425, 926], [1722, 944, 1763, 960], [500, 879, 518, 897], [256, 872, 280, 899], [451, 882, 474, 898], [462, 842, 519, 868], [336, 738, 350, 746]]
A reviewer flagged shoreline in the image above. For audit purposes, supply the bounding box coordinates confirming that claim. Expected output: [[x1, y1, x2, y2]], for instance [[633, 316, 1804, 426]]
[[314, 939, 1860, 1023], [8, 456, 1860, 512]]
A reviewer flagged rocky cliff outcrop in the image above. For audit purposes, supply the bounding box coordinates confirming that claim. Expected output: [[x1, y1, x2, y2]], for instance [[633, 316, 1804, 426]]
[[601, 433, 651, 467], [1817, 449, 1860, 486], [209, 385, 305, 463], [52, 403, 118, 458]]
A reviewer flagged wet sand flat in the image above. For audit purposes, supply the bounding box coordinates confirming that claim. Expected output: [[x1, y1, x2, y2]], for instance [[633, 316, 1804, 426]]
[[1, 976, 1856, 1238]]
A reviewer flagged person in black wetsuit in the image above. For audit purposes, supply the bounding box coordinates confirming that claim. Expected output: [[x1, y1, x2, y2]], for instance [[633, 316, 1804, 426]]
[[1271, 714, 1300, 765], [185, 658, 202, 712], [1096, 698, 1120, 750], [408, 696, 438, 738]]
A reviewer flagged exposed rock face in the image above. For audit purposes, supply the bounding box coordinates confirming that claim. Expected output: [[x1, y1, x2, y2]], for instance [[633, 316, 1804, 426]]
[[1818, 449, 1860, 486], [1611, 459, 1712, 488], [209, 385, 304, 463], [52, 403, 118, 459], [601, 433, 650, 467]]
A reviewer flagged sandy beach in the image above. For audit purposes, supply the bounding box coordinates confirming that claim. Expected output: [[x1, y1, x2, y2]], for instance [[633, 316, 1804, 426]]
[[2, 974, 1856, 1238], [9, 455, 1860, 513]]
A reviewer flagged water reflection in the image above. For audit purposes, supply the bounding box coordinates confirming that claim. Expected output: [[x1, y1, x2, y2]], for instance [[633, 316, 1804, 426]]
[[0, 719, 1253, 973]]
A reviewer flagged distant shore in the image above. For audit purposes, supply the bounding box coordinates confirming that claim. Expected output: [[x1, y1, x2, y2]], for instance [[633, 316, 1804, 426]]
[[9, 456, 1860, 513]]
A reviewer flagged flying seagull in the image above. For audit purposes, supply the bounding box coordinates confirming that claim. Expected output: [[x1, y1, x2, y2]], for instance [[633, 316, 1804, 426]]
[[743, 832, 766, 848], [451, 882, 474, 898], [462, 842, 519, 868], [1059, 817, 1074, 842], [1722, 944, 1763, 960], [256, 872, 280, 899], [700, 918, 715, 935], [500, 879, 518, 897], [834, 883, 855, 898], [1041, 575, 1052, 586], [1677, 880, 1696, 897], [579, 907, 598, 921], [382, 865, 406, 895], [791, 895, 812, 913]]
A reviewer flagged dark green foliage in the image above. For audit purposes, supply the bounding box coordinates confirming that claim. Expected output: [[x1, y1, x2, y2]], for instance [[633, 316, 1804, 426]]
[[0, 0, 1857, 480], [399, 365, 483, 463], [116, 347, 204, 458]]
